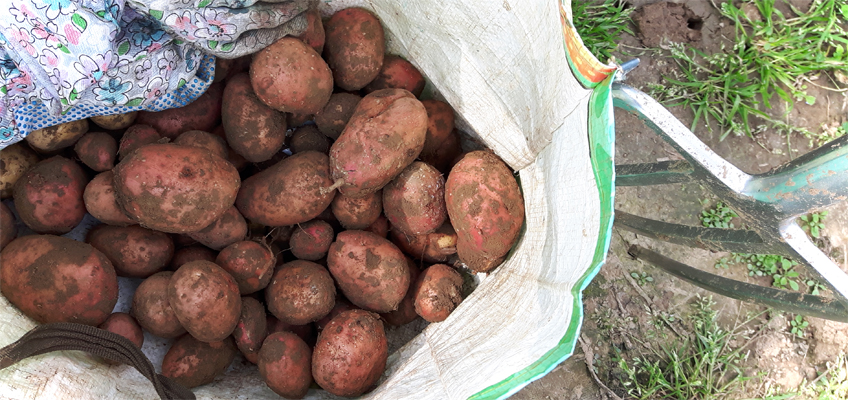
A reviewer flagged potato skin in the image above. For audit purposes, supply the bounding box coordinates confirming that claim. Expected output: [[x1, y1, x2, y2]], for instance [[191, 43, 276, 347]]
[[420, 100, 455, 159], [86, 224, 174, 278], [267, 316, 318, 347], [0, 142, 40, 198], [329, 89, 428, 198], [312, 309, 387, 397], [380, 258, 420, 326], [99, 312, 144, 348], [331, 190, 381, 230], [90, 112, 138, 130], [445, 151, 525, 272], [26, 119, 89, 153], [113, 143, 241, 233], [413, 264, 463, 323], [315, 298, 358, 332], [289, 220, 334, 261], [136, 82, 224, 139], [173, 130, 228, 159], [215, 241, 275, 294], [363, 214, 389, 238], [314, 92, 361, 140], [13, 156, 87, 234], [323, 8, 385, 91], [266, 260, 336, 325], [382, 161, 447, 236], [250, 37, 333, 115], [0, 235, 118, 325], [131, 271, 186, 338], [170, 245, 217, 270], [290, 125, 329, 155], [221, 73, 287, 163], [421, 128, 462, 174], [364, 55, 426, 98], [233, 297, 268, 364], [296, 9, 325, 54], [259, 331, 313, 399], [236, 151, 335, 227], [74, 132, 117, 172], [1, 202, 17, 250], [390, 222, 457, 263], [118, 125, 160, 159], [83, 172, 136, 226], [188, 206, 247, 250], [327, 230, 410, 313], [161, 335, 237, 389], [168, 260, 242, 342]]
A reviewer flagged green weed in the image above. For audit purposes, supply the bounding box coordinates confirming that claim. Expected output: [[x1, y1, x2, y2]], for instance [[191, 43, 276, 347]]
[[789, 314, 809, 338], [631, 271, 654, 286], [572, 0, 633, 62], [700, 201, 738, 228], [801, 211, 829, 238], [800, 354, 848, 400]]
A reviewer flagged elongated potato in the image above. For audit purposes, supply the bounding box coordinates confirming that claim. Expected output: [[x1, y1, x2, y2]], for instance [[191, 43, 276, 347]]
[[250, 37, 333, 115], [131, 271, 186, 338], [168, 260, 242, 342], [382, 161, 447, 236], [83, 172, 136, 226], [312, 309, 387, 397], [26, 119, 88, 153], [0, 142, 40, 198], [323, 8, 385, 91], [161, 335, 237, 389], [188, 206, 247, 250], [86, 224, 174, 278], [221, 73, 287, 163], [379, 258, 420, 326], [13, 156, 87, 234]]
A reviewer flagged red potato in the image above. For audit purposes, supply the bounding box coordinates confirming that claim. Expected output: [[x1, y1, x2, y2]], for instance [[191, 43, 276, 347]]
[[118, 124, 160, 159], [136, 82, 224, 139], [289, 220, 334, 261], [266, 260, 336, 325], [327, 230, 410, 313], [214, 58, 234, 83], [390, 222, 457, 263], [172, 234, 198, 248], [323, 8, 385, 91], [267, 316, 317, 347], [99, 312, 144, 348], [363, 55, 426, 98], [161, 335, 237, 389], [131, 271, 186, 338], [236, 151, 335, 227], [363, 214, 389, 238], [314, 92, 361, 140], [168, 260, 242, 342], [420, 128, 462, 174], [328, 89, 428, 198], [287, 112, 314, 128], [26, 119, 89, 153], [216, 240, 275, 294], [0, 235, 118, 325], [259, 332, 313, 399], [233, 297, 268, 364], [380, 258, 420, 326], [331, 190, 381, 230], [1, 202, 17, 250], [0, 142, 40, 198], [188, 206, 247, 250], [312, 309, 387, 397], [83, 172, 135, 226], [86, 224, 174, 278], [289, 125, 329, 155], [383, 161, 447, 236], [210, 126, 250, 171], [419, 100, 456, 159], [13, 156, 87, 234], [113, 143, 241, 233], [413, 264, 463, 323], [90, 112, 138, 130], [170, 245, 217, 270], [173, 130, 228, 159], [221, 73, 287, 163], [250, 37, 334, 115], [445, 151, 525, 272], [74, 132, 117, 171], [296, 8, 325, 54], [315, 298, 358, 331]]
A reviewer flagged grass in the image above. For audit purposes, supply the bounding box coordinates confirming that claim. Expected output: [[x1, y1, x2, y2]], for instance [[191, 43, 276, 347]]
[[800, 354, 848, 400], [572, 0, 633, 62]]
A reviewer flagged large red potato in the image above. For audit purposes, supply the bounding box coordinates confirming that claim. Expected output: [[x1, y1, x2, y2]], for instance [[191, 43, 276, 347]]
[[136, 82, 224, 139], [13, 156, 87, 234], [250, 37, 333, 115], [168, 260, 242, 342], [323, 8, 385, 91], [131, 271, 186, 338], [382, 161, 447, 236], [221, 73, 287, 163], [266, 260, 336, 325], [86, 224, 174, 278], [161, 335, 237, 388], [312, 309, 387, 397], [259, 332, 313, 399]]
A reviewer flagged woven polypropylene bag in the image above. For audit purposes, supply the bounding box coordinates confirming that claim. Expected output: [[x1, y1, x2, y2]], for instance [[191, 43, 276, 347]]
[[0, 0, 616, 399]]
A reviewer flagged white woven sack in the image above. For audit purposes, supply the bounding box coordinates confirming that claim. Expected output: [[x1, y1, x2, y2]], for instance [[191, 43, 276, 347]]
[[0, 0, 616, 399]]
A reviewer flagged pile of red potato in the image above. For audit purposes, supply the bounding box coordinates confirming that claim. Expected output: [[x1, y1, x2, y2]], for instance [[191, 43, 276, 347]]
[[0, 7, 525, 399]]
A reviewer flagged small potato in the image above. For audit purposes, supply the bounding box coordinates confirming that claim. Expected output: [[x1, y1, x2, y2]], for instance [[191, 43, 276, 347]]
[[0, 235, 118, 325], [259, 332, 313, 399], [90, 112, 138, 130], [170, 245, 217, 270], [331, 190, 381, 230], [314, 93, 361, 140], [267, 316, 317, 347], [98, 312, 144, 348], [419, 100, 456, 160], [315, 298, 358, 332], [74, 132, 117, 171], [221, 73, 287, 163], [26, 119, 89, 153], [413, 264, 463, 323], [1, 202, 17, 250], [420, 128, 462, 174], [188, 206, 248, 250], [363, 55, 426, 98], [118, 124, 160, 159], [380, 258, 420, 326], [290, 125, 329, 154], [168, 260, 242, 342], [216, 241, 275, 294], [383, 161, 447, 236], [83, 172, 135, 227], [13, 156, 87, 234], [0, 142, 40, 198], [266, 260, 336, 325], [173, 130, 228, 159], [131, 271, 186, 338], [295, 9, 325, 54], [250, 37, 333, 115], [233, 297, 268, 364], [161, 335, 237, 389], [390, 222, 457, 263], [136, 83, 224, 139], [287, 112, 314, 128], [289, 220, 334, 261], [363, 214, 389, 238], [323, 8, 385, 91], [327, 230, 410, 313], [86, 225, 174, 278], [312, 309, 387, 397]]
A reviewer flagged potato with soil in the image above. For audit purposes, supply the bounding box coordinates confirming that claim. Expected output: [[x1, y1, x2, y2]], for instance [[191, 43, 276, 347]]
[[131, 271, 186, 338], [315, 298, 358, 331], [266, 260, 336, 325], [236, 151, 335, 227], [295, 9, 325, 54], [83, 172, 135, 226], [216, 240, 275, 294], [26, 119, 89, 153], [168, 260, 242, 342], [380, 258, 420, 326], [259, 332, 313, 399], [136, 82, 224, 139], [312, 309, 387, 397], [329, 89, 428, 198], [233, 297, 268, 364], [290, 125, 330, 154], [221, 73, 287, 163], [113, 143, 241, 233], [421, 128, 462, 174], [170, 245, 217, 270], [250, 37, 333, 115], [331, 190, 381, 230], [90, 112, 138, 130], [289, 220, 334, 261], [413, 264, 463, 323], [188, 206, 247, 250], [161, 335, 237, 389], [0, 202, 15, 250], [173, 130, 228, 158], [13, 156, 87, 234], [363, 55, 426, 97], [446, 151, 525, 272], [86, 224, 174, 278], [74, 132, 117, 171], [363, 214, 389, 238], [314, 92, 361, 140], [267, 316, 318, 347], [0, 235, 118, 325], [323, 8, 385, 91], [419, 100, 455, 159], [98, 312, 144, 348], [327, 230, 410, 313], [390, 222, 457, 263], [383, 161, 447, 236], [118, 124, 160, 159], [0, 142, 40, 198]]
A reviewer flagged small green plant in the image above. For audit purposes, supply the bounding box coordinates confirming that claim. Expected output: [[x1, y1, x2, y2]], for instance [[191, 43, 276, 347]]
[[799, 354, 848, 399], [700, 201, 738, 228], [806, 279, 827, 296], [790, 314, 809, 338], [572, 0, 633, 62], [715, 257, 731, 269], [801, 211, 829, 238], [631, 271, 654, 286]]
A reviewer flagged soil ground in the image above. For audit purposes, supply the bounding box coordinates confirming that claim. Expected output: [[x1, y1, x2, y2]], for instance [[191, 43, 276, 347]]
[[514, 0, 848, 399]]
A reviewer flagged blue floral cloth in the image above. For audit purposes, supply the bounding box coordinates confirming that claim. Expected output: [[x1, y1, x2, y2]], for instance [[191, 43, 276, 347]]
[[0, 0, 310, 148]]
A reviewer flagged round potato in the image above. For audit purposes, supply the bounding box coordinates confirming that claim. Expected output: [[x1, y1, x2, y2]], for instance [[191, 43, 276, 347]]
[[118, 124, 160, 159], [233, 297, 268, 364], [86, 224, 174, 278], [312, 309, 387, 397], [221, 73, 287, 163], [289, 220, 334, 261], [0, 142, 40, 199], [168, 261, 242, 342], [170, 245, 217, 270], [131, 271, 186, 338], [188, 206, 248, 250], [99, 312, 144, 348], [216, 241, 275, 294], [26, 119, 89, 153], [331, 190, 381, 230], [250, 37, 333, 115], [161, 335, 237, 389], [413, 264, 464, 323], [266, 260, 336, 325], [259, 332, 313, 399], [13, 156, 87, 234], [90, 112, 138, 130], [0, 235, 118, 325], [173, 130, 228, 159], [74, 132, 117, 172], [323, 8, 385, 91], [382, 161, 447, 236], [364, 55, 426, 97], [83, 171, 136, 227], [314, 93, 361, 140], [1, 202, 17, 250]]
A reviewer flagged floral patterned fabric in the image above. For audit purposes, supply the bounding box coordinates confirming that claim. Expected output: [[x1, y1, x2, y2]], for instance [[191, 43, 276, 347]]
[[0, 0, 310, 148]]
